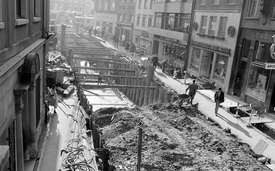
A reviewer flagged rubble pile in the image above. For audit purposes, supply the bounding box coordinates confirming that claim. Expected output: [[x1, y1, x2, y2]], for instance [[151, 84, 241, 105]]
[[94, 104, 270, 171]]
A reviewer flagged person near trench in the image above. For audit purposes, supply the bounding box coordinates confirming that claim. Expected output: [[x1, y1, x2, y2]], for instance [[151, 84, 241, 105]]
[[214, 87, 225, 115], [47, 84, 58, 114], [185, 80, 198, 105]]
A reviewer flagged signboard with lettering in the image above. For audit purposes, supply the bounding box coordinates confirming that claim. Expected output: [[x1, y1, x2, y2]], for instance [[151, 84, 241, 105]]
[[191, 41, 231, 55], [265, 63, 275, 69]]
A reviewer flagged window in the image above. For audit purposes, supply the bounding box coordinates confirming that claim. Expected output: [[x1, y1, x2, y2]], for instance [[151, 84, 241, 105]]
[[69, 5, 73, 11], [199, 0, 206, 5], [0, 0, 3, 28], [108, 23, 113, 33], [136, 14, 140, 26], [59, 4, 64, 10], [144, 0, 148, 9], [149, 0, 153, 9], [190, 48, 201, 70], [246, 66, 270, 102], [177, 14, 190, 32], [79, 6, 83, 11], [16, 0, 23, 18], [248, 0, 259, 17], [119, 14, 123, 21], [98, 1, 102, 10], [124, 15, 128, 22], [130, 15, 134, 23], [213, 54, 228, 82], [200, 16, 207, 34], [142, 15, 146, 27], [75, 6, 78, 11], [211, 0, 219, 5], [218, 17, 227, 37], [272, 6, 275, 18], [104, 1, 108, 10], [227, 0, 236, 4], [111, 2, 115, 11], [165, 14, 175, 30], [148, 15, 153, 27], [34, 0, 40, 17], [138, 0, 142, 9], [208, 16, 217, 36], [154, 13, 162, 28]]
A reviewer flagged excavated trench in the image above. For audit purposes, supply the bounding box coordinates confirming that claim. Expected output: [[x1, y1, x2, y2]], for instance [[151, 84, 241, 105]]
[[92, 104, 270, 171]]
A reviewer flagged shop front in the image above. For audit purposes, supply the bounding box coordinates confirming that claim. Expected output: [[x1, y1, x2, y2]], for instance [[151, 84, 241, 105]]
[[133, 30, 153, 55], [153, 35, 187, 69], [189, 40, 231, 92], [231, 29, 275, 112], [116, 23, 133, 45]]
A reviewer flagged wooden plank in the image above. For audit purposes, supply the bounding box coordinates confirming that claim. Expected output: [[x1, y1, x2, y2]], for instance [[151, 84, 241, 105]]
[[74, 56, 124, 62], [73, 66, 136, 72], [74, 58, 127, 65], [76, 73, 144, 79], [80, 84, 157, 89]]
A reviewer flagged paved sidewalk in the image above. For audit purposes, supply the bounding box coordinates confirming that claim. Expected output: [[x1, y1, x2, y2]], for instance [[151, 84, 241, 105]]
[[153, 67, 275, 169]]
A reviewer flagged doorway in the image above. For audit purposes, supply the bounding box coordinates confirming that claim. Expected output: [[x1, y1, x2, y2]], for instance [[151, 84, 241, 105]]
[[233, 61, 247, 97], [152, 40, 159, 56], [199, 50, 214, 79]]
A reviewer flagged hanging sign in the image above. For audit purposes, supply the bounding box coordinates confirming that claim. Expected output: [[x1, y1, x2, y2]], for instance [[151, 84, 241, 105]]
[[265, 63, 275, 69]]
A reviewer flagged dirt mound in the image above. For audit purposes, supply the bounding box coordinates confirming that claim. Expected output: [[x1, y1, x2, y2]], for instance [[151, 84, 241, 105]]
[[95, 105, 269, 171]]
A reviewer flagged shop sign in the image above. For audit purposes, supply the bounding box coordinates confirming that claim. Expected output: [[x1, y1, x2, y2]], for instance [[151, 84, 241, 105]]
[[242, 29, 275, 42], [191, 41, 231, 55], [141, 31, 149, 38], [265, 63, 275, 69]]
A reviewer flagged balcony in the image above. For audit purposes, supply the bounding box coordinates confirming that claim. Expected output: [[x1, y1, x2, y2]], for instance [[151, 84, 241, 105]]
[[148, 27, 189, 42]]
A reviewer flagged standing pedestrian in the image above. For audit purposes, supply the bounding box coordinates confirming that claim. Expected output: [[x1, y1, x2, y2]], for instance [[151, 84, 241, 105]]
[[98, 71, 103, 85], [129, 43, 136, 56], [214, 87, 225, 115], [162, 59, 168, 73], [152, 54, 159, 68], [185, 80, 198, 105], [47, 84, 58, 114], [94, 28, 97, 36]]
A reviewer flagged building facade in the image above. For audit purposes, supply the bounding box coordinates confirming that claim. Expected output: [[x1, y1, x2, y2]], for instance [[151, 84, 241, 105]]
[[94, 0, 118, 36], [230, 0, 275, 113], [0, 0, 50, 170], [133, 0, 154, 55], [116, 0, 136, 44], [148, 0, 193, 68], [187, 0, 244, 93]]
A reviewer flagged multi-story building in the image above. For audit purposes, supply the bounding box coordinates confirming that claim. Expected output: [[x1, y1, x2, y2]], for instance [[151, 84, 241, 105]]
[[230, 0, 275, 113], [84, 0, 95, 16], [116, 0, 136, 43], [0, 0, 50, 171], [133, 0, 154, 55], [148, 0, 193, 69], [187, 0, 244, 93], [94, 0, 118, 36]]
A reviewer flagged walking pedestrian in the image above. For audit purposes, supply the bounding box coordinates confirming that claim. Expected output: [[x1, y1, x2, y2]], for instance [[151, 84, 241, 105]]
[[185, 80, 198, 105], [152, 54, 159, 68], [129, 43, 136, 56], [214, 87, 225, 115], [47, 84, 58, 114]]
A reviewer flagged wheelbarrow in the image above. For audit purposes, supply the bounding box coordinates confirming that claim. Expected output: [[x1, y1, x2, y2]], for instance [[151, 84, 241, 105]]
[[173, 94, 191, 106]]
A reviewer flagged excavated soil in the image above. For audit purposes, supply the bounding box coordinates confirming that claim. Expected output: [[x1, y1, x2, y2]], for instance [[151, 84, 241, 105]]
[[93, 104, 270, 171]]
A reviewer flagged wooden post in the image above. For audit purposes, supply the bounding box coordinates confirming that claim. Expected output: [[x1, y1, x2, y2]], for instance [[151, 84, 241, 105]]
[[139, 79, 146, 106], [149, 82, 155, 105], [154, 86, 160, 104], [137, 126, 142, 171]]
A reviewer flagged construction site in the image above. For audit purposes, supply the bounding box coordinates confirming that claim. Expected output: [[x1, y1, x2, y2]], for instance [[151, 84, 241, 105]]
[[36, 25, 275, 171]]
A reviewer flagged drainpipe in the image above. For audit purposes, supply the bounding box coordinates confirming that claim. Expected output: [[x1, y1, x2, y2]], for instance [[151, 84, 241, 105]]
[[184, 0, 196, 71]]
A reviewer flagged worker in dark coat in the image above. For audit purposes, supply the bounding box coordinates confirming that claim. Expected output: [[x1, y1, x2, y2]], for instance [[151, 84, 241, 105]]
[[152, 54, 159, 68], [214, 87, 225, 115]]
